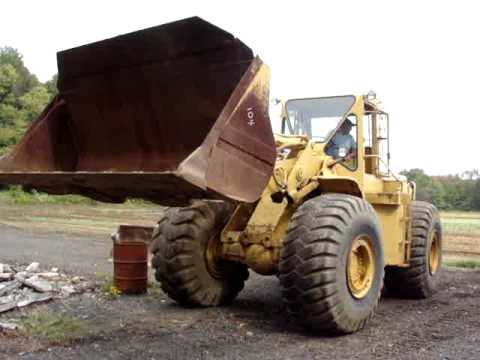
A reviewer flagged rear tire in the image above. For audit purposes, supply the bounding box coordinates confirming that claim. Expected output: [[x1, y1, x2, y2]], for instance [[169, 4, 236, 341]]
[[151, 201, 248, 307], [279, 193, 384, 334], [385, 201, 442, 298]]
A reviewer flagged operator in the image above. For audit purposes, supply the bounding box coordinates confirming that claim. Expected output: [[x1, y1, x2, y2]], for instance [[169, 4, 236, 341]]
[[325, 118, 356, 160]]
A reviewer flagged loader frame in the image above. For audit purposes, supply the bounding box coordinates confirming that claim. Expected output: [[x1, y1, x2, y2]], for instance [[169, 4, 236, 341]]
[[221, 95, 414, 274]]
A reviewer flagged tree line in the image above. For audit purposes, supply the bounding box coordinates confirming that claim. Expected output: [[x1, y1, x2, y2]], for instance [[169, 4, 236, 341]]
[[1, 48, 479, 211], [0, 47, 57, 155], [400, 169, 480, 211]]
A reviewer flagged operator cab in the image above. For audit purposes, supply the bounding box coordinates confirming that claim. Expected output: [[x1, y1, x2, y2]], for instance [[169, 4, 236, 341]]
[[282, 95, 359, 170], [280, 94, 391, 176]]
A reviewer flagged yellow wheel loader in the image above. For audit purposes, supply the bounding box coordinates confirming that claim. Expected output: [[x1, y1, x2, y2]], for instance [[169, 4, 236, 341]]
[[0, 17, 442, 334]]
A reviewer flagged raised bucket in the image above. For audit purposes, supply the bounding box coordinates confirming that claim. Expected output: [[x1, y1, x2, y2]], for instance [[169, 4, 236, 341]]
[[0, 17, 276, 206]]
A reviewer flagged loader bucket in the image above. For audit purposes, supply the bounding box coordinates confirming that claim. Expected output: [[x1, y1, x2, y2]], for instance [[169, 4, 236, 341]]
[[0, 17, 276, 205]]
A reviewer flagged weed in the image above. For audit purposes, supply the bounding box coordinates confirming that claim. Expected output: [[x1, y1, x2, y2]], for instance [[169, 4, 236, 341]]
[[96, 272, 122, 299], [147, 280, 164, 297], [21, 311, 89, 345]]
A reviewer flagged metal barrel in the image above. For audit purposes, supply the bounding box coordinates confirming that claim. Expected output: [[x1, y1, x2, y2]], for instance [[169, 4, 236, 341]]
[[111, 225, 153, 294], [113, 241, 148, 294], [0, 17, 276, 206]]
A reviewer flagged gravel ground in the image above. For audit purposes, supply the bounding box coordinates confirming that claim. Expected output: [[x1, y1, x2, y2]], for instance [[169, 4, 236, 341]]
[[1, 223, 479, 360]]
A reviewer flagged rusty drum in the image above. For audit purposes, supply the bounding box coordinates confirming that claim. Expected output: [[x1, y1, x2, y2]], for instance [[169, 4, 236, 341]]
[[113, 241, 148, 294]]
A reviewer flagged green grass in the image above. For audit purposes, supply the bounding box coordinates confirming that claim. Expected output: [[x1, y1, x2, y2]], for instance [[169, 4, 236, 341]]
[[21, 311, 89, 345], [0, 186, 100, 205], [0, 186, 153, 206], [441, 211, 480, 219], [440, 211, 480, 235], [444, 258, 480, 269]]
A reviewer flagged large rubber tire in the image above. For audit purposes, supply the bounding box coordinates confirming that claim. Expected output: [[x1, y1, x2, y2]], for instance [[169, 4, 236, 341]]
[[384, 201, 442, 298], [279, 193, 384, 334], [151, 201, 248, 307]]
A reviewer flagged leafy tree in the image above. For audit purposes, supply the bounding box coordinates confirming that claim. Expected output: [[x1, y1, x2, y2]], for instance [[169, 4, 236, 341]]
[[0, 126, 21, 151], [0, 64, 20, 130], [0, 47, 51, 155], [401, 168, 480, 211], [44, 73, 58, 99], [0, 64, 18, 104], [438, 176, 471, 210], [0, 47, 39, 98], [400, 168, 445, 208], [19, 85, 50, 122]]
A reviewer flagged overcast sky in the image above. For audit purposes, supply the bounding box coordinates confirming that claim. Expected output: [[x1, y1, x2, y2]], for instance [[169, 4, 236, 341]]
[[2, 0, 479, 175]]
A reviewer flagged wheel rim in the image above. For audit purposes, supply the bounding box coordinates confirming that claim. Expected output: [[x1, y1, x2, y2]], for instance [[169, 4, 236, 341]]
[[429, 230, 440, 275], [347, 235, 376, 299], [205, 233, 224, 279]]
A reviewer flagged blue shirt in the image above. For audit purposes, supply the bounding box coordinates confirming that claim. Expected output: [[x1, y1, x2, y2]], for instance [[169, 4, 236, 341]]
[[326, 133, 356, 159]]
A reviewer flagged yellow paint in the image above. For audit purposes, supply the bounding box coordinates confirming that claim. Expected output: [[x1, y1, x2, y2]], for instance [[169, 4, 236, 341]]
[[221, 94, 414, 274]]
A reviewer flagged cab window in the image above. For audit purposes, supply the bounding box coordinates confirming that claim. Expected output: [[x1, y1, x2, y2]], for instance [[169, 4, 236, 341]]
[[283, 96, 355, 142]]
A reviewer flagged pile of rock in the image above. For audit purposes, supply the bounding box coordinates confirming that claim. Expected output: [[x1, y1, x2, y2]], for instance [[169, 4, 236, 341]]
[[0, 262, 91, 313]]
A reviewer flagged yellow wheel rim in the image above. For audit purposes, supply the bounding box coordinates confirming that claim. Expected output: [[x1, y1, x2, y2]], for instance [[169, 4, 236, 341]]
[[205, 233, 223, 279], [347, 235, 376, 299], [429, 230, 440, 275]]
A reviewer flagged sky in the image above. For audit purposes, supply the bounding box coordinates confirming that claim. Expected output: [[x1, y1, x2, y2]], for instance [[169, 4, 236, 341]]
[[1, 0, 479, 175]]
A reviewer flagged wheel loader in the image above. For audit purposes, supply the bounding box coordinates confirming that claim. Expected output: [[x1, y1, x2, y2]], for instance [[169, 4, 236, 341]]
[[0, 17, 442, 334]]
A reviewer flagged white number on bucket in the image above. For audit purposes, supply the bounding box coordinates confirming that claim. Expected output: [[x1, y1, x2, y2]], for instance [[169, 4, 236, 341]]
[[247, 107, 255, 126]]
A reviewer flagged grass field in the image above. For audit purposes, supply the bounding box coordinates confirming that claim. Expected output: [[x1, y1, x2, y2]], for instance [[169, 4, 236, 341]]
[[441, 211, 480, 235], [0, 189, 162, 236], [441, 211, 480, 259]]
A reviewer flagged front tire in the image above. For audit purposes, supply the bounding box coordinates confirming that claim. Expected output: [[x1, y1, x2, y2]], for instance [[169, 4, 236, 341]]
[[151, 201, 248, 307], [279, 194, 384, 334]]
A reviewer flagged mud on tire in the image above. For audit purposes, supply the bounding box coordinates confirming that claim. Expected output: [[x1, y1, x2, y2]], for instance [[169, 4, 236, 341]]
[[151, 201, 248, 307], [279, 193, 384, 334], [385, 201, 442, 298]]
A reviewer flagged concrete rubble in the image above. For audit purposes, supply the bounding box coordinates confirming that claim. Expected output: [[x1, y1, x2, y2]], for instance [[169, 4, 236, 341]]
[[0, 262, 92, 314], [0, 322, 19, 331]]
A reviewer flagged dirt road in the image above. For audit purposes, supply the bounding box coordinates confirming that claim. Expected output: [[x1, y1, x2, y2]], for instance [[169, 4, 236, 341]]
[[1, 220, 479, 359]]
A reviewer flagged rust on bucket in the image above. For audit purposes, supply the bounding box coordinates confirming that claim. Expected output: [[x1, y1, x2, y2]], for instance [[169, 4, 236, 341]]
[[0, 17, 276, 206]]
